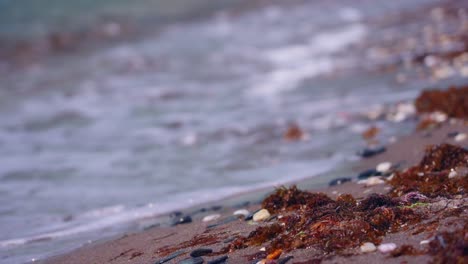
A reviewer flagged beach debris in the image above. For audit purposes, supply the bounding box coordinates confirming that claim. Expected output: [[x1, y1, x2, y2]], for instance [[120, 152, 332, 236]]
[[454, 133, 467, 142], [357, 169, 381, 180], [172, 216, 192, 226], [155, 250, 186, 264], [283, 123, 306, 141], [357, 146, 386, 158], [378, 243, 397, 253], [190, 248, 213, 257], [329, 177, 352, 186], [362, 126, 380, 140], [233, 209, 250, 217], [360, 242, 377, 253], [207, 255, 228, 264], [399, 192, 429, 205], [376, 162, 392, 173], [266, 249, 282, 259], [414, 85, 468, 119], [179, 256, 204, 264], [203, 214, 221, 222], [253, 209, 271, 222]]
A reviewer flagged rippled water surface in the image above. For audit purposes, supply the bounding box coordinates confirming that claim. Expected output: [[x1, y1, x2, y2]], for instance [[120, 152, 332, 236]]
[[0, 0, 445, 263]]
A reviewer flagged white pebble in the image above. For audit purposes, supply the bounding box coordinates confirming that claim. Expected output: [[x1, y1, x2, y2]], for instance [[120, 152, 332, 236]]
[[420, 239, 431, 245], [454, 133, 467, 142], [360, 242, 377, 253], [253, 209, 270, 222], [378, 243, 397, 253], [260, 247, 266, 251], [233, 209, 249, 217], [358, 177, 385, 186], [202, 214, 220, 222], [376, 162, 392, 173], [448, 170, 458, 179], [430, 111, 447, 122]]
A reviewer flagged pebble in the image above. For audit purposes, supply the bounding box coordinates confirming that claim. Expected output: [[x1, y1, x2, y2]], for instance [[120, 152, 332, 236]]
[[360, 242, 377, 253], [357, 146, 386, 158], [172, 216, 192, 226], [155, 250, 185, 264], [358, 169, 381, 180], [378, 243, 397, 253], [207, 256, 228, 264], [233, 209, 250, 217], [253, 209, 271, 222], [358, 176, 385, 186], [376, 162, 392, 173], [420, 239, 431, 245], [190, 248, 213, 257], [448, 170, 458, 179], [245, 209, 262, 221], [329, 177, 352, 186], [277, 256, 294, 264], [179, 257, 204, 264], [203, 214, 221, 222], [454, 133, 467, 142]]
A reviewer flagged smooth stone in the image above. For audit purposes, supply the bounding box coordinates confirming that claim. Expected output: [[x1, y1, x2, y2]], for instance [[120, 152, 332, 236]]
[[454, 133, 467, 142], [207, 256, 228, 264], [358, 176, 384, 186], [233, 209, 250, 217], [245, 209, 262, 221], [329, 177, 352, 186], [202, 214, 221, 222], [378, 243, 397, 253], [172, 216, 192, 226], [360, 242, 377, 253], [357, 169, 381, 180], [155, 250, 185, 264], [358, 146, 386, 158], [211, 205, 222, 211], [190, 248, 213, 257], [179, 257, 204, 264], [277, 256, 294, 264], [253, 209, 270, 222], [376, 162, 392, 173]]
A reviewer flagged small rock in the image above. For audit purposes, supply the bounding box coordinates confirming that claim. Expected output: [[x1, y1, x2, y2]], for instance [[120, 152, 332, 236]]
[[329, 177, 352, 186], [190, 248, 213, 257], [207, 256, 228, 264], [253, 209, 271, 222], [277, 256, 294, 264], [420, 239, 431, 245], [448, 170, 458, 178], [454, 133, 467, 142], [360, 242, 377, 253], [203, 214, 221, 222], [358, 176, 385, 186], [233, 209, 249, 217], [179, 257, 204, 264], [378, 243, 397, 253], [358, 169, 381, 180], [155, 250, 185, 264], [376, 162, 392, 173], [172, 216, 192, 226], [357, 146, 386, 158], [260, 247, 266, 251]]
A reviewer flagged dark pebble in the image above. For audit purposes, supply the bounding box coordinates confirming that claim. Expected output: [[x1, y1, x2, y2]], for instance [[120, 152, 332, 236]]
[[211, 205, 222, 211], [357, 169, 381, 180], [172, 215, 192, 226], [155, 250, 185, 264], [447, 131, 459, 138], [179, 257, 204, 264], [357, 146, 386, 158], [277, 256, 294, 264], [207, 215, 238, 228], [329, 177, 352, 186], [190, 248, 213, 257], [245, 209, 261, 221], [207, 255, 228, 264]]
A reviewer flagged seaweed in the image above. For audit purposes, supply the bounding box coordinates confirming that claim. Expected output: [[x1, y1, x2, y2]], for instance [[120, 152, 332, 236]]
[[414, 85, 468, 119], [262, 186, 334, 214], [428, 224, 468, 264]]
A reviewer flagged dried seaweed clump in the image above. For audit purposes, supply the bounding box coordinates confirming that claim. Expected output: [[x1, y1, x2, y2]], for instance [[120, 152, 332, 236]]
[[414, 85, 468, 119], [427, 223, 468, 264], [389, 144, 468, 198], [226, 187, 423, 256], [262, 185, 334, 214]]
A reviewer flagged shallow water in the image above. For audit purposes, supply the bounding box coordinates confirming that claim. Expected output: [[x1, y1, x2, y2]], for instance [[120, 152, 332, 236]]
[[0, 0, 448, 263]]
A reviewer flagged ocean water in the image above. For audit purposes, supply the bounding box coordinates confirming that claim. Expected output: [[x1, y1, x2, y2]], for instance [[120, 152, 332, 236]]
[[0, 0, 443, 263]]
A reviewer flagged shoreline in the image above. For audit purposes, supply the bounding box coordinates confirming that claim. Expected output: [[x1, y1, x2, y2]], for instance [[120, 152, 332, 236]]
[[43, 113, 467, 263]]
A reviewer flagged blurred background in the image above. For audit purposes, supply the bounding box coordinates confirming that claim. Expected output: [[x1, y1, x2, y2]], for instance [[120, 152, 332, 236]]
[[0, 0, 466, 263]]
